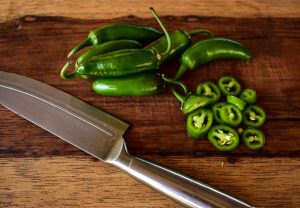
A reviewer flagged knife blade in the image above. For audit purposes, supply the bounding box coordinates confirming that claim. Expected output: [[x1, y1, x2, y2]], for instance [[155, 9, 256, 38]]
[[0, 71, 254, 208]]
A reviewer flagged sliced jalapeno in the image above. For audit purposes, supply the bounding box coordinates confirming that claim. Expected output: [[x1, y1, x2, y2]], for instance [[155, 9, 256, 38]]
[[227, 95, 246, 111], [208, 125, 239, 152], [212, 102, 227, 124], [219, 104, 242, 127], [243, 105, 266, 127], [186, 108, 213, 139], [196, 81, 221, 105], [239, 88, 257, 104], [218, 76, 241, 96], [242, 127, 265, 149]]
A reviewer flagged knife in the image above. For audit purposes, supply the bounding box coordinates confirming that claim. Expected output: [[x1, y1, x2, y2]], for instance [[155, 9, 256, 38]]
[[0, 71, 255, 208]]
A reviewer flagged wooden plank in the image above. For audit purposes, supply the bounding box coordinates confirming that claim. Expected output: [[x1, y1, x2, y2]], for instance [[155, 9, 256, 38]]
[[0, 156, 299, 207], [1, 0, 299, 23]]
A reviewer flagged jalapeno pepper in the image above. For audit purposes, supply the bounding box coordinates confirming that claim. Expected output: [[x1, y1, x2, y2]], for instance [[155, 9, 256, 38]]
[[67, 19, 163, 58], [172, 38, 252, 80], [212, 102, 227, 124], [219, 104, 243, 127], [218, 76, 242, 96], [61, 8, 171, 79], [242, 127, 265, 149], [196, 81, 221, 105], [227, 95, 246, 111], [76, 40, 142, 66], [162, 76, 210, 115], [92, 71, 164, 96], [208, 125, 239, 152], [145, 29, 213, 64], [186, 108, 213, 139], [239, 88, 257, 104], [243, 105, 266, 127]]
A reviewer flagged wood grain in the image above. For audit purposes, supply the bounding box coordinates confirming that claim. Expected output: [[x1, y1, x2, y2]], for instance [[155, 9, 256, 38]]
[[1, 0, 300, 23], [0, 8, 300, 208]]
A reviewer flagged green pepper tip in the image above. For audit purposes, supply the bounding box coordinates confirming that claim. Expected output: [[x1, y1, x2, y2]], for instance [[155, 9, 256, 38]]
[[60, 61, 77, 80]]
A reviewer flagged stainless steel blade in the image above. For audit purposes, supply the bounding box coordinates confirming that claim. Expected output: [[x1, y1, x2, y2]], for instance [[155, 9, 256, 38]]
[[0, 71, 129, 161]]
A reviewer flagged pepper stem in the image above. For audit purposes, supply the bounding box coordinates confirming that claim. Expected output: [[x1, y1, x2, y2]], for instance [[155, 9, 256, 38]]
[[150, 7, 171, 56], [162, 75, 189, 104], [188, 29, 214, 38], [172, 64, 189, 80], [67, 38, 91, 58], [60, 61, 77, 80]]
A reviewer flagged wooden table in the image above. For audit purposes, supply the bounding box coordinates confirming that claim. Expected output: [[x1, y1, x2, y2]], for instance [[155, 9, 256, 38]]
[[1, 1, 299, 207]]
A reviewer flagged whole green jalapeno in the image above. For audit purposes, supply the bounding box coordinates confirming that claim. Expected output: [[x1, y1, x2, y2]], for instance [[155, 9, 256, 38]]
[[162, 76, 210, 115], [61, 8, 172, 79], [208, 125, 240, 152], [219, 104, 243, 127], [239, 88, 257, 104], [243, 105, 266, 128], [67, 21, 163, 58], [196, 81, 221, 105], [186, 108, 213, 139], [76, 40, 142, 66], [172, 38, 252, 80], [145, 29, 213, 64], [242, 127, 265, 150], [218, 76, 242, 96], [92, 71, 164, 96]]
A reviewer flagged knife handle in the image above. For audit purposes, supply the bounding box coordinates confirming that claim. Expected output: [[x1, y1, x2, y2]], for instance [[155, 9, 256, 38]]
[[110, 142, 254, 208]]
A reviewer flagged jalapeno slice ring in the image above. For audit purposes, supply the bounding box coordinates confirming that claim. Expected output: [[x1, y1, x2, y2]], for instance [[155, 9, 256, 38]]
[[196, 81, 221, 105], [208, 125, 239, 151], [218, 76, 241, 96], [242, 127, 265, 149], [186, 108, 213, 139], [243, 105, 266, 127], [219, 104, 243, 127]]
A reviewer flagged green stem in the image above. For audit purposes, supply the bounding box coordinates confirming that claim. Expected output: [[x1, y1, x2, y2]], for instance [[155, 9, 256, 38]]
[[172, 64, 189, 80], [67, 38, 91, 58], [150, 7, 171, 56], [60, 61, 77, 80], [188, 29, 214, 38], [162, 75, 189, 104]]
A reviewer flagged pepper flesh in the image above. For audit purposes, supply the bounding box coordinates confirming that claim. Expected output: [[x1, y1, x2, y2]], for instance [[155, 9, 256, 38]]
[[242, 127, 265, 149], [196, 81, 221, 105], [173, 38, 252, 80], [208, 125, 239, 152], [212, 102, 227, 124], [227, 95, 246, 111], [218, 76, 242, 96], [68, 23, 163, 58], [76, 40, 142, 66], [186, 108, 213, 139], [219, 104, 243, 127], [243, 105, 266, 127], [92, 71, 164, 96], [240, 88, 257, 104]]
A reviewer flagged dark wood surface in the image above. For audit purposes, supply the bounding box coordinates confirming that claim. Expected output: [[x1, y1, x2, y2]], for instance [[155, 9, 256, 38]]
[[0, 13, 300, 208]]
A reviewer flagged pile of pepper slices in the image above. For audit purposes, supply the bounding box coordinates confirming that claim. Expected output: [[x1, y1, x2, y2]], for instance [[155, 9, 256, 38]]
[[60, 8, 266, 151]]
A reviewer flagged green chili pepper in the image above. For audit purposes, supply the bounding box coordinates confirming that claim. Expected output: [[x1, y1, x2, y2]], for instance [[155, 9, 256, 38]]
[[76, 40, 142, 66], [239, 88, 257, 104], [162, 76, 210, 115], [92, 71, 164, 96], [196, 81, 221, 105], [67, 22, 163, 58], [145, 29, 213, 64], [212, 102, 227, 124], [243, 105, 266, 128], [218, 76, 242, 96], [172, 38, 252, 80], [227, 95, 246, 111], [61, 8, 171, 80], [186, 108, 213, 139], [242, 127, 265, 149], [208, 125, 239, 152], [219, 104, 243, 127]]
